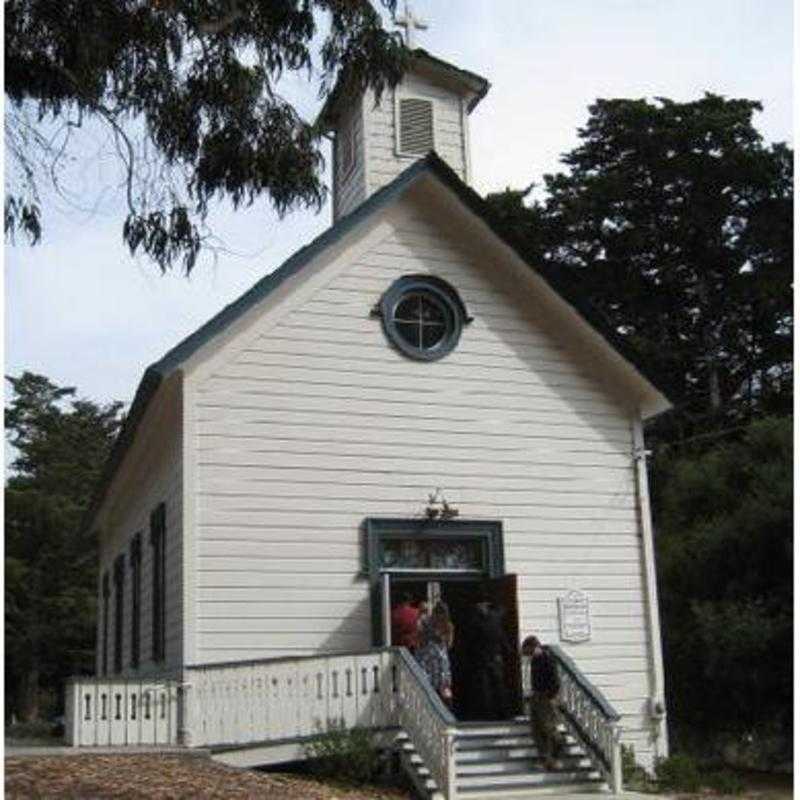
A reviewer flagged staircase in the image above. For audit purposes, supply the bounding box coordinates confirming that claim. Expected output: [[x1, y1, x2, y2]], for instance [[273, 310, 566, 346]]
[[399, 718, 607, 799]]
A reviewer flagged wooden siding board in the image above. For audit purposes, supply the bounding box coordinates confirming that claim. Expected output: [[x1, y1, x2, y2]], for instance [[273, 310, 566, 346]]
[[190, 198, 659, 765], [96, 395, 183, 679]]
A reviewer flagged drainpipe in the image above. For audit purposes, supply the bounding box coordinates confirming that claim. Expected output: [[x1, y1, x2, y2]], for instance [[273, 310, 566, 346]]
[[632, 416, 669, 760]]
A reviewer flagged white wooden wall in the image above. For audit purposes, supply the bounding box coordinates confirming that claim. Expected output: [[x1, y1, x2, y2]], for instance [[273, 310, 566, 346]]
[[96, 388, 184, 679], [189, 196, 661, 767], [364, 73, 469, 197], [333, 102, 366, 221], [332, 70, 470, 222]]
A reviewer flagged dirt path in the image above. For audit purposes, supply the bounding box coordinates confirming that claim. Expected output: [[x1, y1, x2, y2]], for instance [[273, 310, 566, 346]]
[[5, 754, 412, 799]]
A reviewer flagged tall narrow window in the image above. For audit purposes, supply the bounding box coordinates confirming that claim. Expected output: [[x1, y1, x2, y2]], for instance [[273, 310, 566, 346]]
[[130, 533, 142, 669], [101, 572, 110, 676], [150, 503, 166, 662], [113, 554, 125, 674]]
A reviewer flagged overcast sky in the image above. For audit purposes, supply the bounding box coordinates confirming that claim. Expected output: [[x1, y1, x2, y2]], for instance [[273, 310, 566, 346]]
[[4, 0, 794, 412]]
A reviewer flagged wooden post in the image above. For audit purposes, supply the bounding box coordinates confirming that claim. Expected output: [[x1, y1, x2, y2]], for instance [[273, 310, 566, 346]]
[[178, 682, 194, 746], [446, 729, 457, 800], [64, 679, 81, 746], [610, 724, 623, 795]]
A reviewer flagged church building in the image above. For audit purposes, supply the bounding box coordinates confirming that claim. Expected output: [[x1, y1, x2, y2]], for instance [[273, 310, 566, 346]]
[[69, 15, 672, 797]]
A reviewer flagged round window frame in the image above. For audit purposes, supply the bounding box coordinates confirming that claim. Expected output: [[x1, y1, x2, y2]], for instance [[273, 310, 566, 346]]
[[379, 276, 467, 362]]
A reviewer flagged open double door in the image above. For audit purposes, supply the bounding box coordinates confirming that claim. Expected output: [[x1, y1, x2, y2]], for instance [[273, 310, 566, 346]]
[[380, 572, 523, 719]]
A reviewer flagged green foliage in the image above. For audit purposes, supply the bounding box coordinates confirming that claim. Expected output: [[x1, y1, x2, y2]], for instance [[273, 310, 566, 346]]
[[304, 721, 383, 785], [5, 1, 407, 272], [654, 753, 702, 792], [5, 372, 123, 720], [621, 744, 653, 790], [706, 769, 745, 795], [652, 416, 793, 751], [486, 95, 793, 435]]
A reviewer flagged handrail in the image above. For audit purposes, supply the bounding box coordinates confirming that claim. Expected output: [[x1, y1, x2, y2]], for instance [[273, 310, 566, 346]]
[[548, 645, 620, 721], [393, 647, 457, 726], [185, 647, 395, 672], [522, 647, 623, 795], [393, 647, 457, 800]]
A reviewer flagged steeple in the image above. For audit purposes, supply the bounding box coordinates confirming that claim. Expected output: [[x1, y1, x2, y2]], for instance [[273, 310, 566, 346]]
[[317, 40, 489, 222]]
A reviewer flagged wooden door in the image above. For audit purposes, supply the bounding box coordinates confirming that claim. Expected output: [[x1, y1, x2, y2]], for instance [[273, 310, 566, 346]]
[[486, 573, 523, 716]]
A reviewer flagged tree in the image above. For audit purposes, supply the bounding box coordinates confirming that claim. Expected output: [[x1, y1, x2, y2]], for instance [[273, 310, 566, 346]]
[[5, 1, 406, 272], [486, 95, 793, 436], [651, 417, 792, 759], [5, 373, 123, 720]]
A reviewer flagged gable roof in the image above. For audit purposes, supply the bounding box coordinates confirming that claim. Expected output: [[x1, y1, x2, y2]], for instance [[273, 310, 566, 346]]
[[85, 151, 674, 532]]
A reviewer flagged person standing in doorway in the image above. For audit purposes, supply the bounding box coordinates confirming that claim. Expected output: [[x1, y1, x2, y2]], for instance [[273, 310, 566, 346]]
[[391, 593, 421, 652], [463, 598, 511, 720], [416, 601, 455, 707], [521, 635, 562, 770]]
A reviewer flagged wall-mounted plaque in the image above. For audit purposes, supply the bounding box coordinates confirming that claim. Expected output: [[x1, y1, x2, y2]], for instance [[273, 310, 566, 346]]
[[558, 590, 591, 643]]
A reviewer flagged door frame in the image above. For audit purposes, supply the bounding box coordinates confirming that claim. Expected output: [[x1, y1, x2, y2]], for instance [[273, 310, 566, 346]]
[[363, 517, 505, 646]]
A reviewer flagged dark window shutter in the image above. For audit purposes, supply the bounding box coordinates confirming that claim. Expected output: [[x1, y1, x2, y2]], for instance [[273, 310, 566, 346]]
[[149, 503, 166, 662], [398, 98, 434, 155], [130, 533, 142, 669], [101, 572, 110, 676], [113, 554, 125, 674]]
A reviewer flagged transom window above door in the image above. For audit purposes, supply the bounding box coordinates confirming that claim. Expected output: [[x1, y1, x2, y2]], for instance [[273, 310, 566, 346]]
[[380, 537, 484, 572]]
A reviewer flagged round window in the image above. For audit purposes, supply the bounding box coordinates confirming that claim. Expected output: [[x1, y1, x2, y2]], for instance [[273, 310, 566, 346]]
[[378, 276, 468, 361]]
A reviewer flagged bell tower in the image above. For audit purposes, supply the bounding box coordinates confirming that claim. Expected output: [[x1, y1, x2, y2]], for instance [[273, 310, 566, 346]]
[[316, 7, 489, 222]]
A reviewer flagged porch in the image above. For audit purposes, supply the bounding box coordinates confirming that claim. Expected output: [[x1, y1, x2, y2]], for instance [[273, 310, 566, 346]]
[[65, 646, 623, 798]]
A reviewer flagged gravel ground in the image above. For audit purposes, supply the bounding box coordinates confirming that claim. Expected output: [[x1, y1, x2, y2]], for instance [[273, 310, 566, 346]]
[[5, 754, 413, 799]]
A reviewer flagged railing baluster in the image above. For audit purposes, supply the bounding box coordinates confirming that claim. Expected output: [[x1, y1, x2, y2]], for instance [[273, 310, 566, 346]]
[[523, 648, 623, 794]]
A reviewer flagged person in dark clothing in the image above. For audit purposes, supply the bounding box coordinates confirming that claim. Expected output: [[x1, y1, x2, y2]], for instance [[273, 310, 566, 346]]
[[462, 600, 511, 720], [521, 635, 562, 770]]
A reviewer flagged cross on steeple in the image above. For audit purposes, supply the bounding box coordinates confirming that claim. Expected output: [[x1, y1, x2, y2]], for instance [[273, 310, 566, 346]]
[[394, 1, 429, 49]]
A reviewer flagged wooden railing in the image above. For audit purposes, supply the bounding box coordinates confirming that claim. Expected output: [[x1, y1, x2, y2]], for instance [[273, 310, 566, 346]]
[[522, 646, 623, 793], [182, 649, 396, 747], [66, 648, 457, 796], [394, 647, 458, 800], [65, 677, 180, 746]]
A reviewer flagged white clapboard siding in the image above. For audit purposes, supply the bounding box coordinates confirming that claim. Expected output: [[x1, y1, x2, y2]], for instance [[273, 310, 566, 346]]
[[363, 71, 468, 198], [96, 392, 183, 679], [334, 102, 366, 220], [190, 198, 659, 766]]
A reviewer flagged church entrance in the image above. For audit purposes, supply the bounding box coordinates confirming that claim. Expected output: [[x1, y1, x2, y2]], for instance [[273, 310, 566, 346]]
[[385, 574, 523, 720], [364, 517, 521, 720]]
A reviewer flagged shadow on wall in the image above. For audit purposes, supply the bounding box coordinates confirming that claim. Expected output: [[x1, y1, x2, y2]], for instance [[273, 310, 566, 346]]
[[318, 592, 374, 655]]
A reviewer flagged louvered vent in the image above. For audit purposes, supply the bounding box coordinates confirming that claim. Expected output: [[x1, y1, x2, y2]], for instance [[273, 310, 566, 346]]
[[398, 98, 434, 155]]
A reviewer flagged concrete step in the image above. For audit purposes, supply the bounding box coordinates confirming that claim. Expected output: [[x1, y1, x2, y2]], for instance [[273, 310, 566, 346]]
[[456, 781, 608, 799], [456, 743, 584, 762], [455, 721, 533, 737], [456, 733, 577, 751], [457, 755, 594, 775], [457, 768, 603, 790]]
